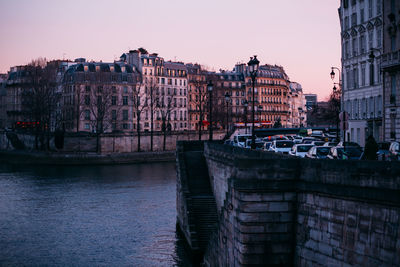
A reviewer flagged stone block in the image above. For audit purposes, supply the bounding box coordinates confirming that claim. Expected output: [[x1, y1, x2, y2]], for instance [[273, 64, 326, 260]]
[[237, 212, 280, 223], [269, 202, 290, 212], [318, 242, 333, 256], [236, 192, 284, 202]]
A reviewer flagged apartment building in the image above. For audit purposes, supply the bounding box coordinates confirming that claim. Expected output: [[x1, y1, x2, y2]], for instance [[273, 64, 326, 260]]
[[381, 0, 400, 141], [339, 0, 384, 146]]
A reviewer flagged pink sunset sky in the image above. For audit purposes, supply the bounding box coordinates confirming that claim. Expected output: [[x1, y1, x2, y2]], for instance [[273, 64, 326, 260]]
[[0, 0, 341, 100]]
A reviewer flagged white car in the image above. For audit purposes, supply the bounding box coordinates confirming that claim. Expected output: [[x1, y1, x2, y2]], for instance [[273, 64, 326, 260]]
[[269, 140, 294, 154], [293, 136, 303, 144], [289, 144, 314, 157], [233, 134, 252, 148]]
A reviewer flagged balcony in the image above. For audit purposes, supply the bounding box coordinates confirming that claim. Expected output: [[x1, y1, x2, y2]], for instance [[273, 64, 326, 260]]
[[381, 50, 400, 71]]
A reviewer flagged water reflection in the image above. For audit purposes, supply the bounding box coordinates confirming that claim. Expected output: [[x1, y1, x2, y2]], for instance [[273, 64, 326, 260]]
[[0, 162, 193, 266]]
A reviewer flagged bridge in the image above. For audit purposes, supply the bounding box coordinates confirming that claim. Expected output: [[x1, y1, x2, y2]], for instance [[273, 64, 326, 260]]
[[176, 141, 400, 266]]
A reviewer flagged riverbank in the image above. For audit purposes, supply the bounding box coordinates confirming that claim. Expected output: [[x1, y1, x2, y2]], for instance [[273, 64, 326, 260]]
[[0, 150, 176, 165]]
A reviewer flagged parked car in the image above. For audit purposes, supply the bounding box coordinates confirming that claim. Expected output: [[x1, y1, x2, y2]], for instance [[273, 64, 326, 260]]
[[376, 142, 390, 161], [327, 146, 363, 160], [310, 141, 325, 146], [245, 139, 264, 150], [301, 137, 316, 144], [323, 141, 338, 147], [306, 146, 331, 159], [224, 139, 234, 146], [292, 136, 303, 144], [233, 134, 252, 147], [336, 141, 361, 149], [263, 142, 272, 151], [389, 141, 400, 160], [269, 140, 294, 154], [289, 144, 313, 157]]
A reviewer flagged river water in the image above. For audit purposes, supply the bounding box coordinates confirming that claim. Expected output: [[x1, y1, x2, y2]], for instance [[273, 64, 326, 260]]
[[0, 162, 192, 266]]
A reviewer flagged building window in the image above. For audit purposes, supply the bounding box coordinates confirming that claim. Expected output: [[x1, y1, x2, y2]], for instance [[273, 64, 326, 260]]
[[351, 13, 357, 27], [85, 110, 90, 120], [112, 110, 117, 120], [360, 9, 365, 23], [368, 0, 372, 18], [84, 123, 90, 130], [123, 86, 128, 93], [360, 35, 366, 54], [123, 96, 128, 105], [123, 123, 129, 129], [123, 110, 128, 120], [377, 28, 382, 48], [390, 75, 396, 104], [85, 95, 90, 105], [112, 96, 117, 105], [112, 86, 116, 93], [97, 86, 103, 93], [361, 65, 366, 86], [368, 31, 373, 50], [85, 85, 91, 92]]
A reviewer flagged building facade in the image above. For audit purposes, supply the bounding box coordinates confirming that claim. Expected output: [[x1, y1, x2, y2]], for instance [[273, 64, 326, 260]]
[[62, 60, 140, 133], [339, 0, 384, 146], [187, 64, 209, 132], [381, 0, 400, 141], [124, 49, 189, 132], [246, 64, 290, 128], [288, 82, 307, 128]]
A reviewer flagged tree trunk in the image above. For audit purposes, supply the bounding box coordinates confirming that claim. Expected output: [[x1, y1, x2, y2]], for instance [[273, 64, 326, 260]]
[[96, 133, 100, 154], [137, 115, 141, 152]]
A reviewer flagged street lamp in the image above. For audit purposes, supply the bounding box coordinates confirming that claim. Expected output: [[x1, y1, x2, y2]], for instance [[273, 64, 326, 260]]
[[330, 67, 343, 144], [207, 80, 213, 141], [225, 92, 230, 137], [247, 55, 260, 149], [244, 100, 248, 134]]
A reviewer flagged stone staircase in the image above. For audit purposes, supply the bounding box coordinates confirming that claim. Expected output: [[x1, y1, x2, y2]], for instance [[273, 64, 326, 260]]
[[181, 148, 218, 253]]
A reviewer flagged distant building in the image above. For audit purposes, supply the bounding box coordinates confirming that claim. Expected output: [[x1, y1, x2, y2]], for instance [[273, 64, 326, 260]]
[[186, 64, 209, 132], [62, 60, 140, 133], [288, 82, 307, 128], [304, 94, 317, 110], [381, 0, 400, 141], [0, 73, 7, 128], [339, 0, 384, 146], [244, 64, 290, 127], [124, 49, 189, 132]]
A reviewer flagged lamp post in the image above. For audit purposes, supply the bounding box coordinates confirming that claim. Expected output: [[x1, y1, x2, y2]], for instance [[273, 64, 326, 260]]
[[207, 80, 213, 141], [225, 92, 230, 137], [330, 67, 344, 144], [244, 100, 248, 134], [247, 55, 260, 149]]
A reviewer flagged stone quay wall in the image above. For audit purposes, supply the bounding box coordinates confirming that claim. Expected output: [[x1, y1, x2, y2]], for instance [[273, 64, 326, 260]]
[[0, 130, 225, 153], [200, 143, 400, 266]]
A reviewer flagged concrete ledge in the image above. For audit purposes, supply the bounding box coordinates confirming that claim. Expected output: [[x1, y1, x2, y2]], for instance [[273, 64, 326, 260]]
[[0, 150, 176, 165]]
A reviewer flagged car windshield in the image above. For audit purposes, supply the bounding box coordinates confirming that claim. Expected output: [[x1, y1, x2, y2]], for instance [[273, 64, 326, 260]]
[[297, 145, 312, 152], [238, 136, 249, 142], [316, 147, 330, 155], [276, 141, 294, 148], [314, 141, 325, 146]]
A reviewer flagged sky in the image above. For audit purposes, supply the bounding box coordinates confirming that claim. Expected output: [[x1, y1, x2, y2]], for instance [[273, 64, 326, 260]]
[[0, 0, 341, 100]]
